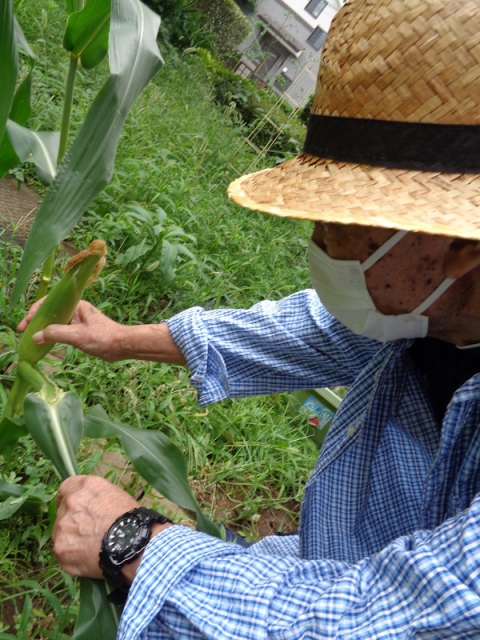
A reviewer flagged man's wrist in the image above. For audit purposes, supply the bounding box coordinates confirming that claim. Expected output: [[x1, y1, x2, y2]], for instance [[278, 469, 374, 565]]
[[116, 324, 186, 365], [120, 521, 172, 584]]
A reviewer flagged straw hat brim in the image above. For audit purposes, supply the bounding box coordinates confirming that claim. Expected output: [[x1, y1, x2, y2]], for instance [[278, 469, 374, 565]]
[[228, 153, 480, 241]]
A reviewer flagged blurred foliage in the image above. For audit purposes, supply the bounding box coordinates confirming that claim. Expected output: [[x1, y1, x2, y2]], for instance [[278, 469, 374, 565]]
[[197, 48, 305, 159], [299, 94, 314, 125], [142, 0, 214, 51], [144, 0, 251, 61], [194, 0, 252, 59], [238, 0, 258, 11]]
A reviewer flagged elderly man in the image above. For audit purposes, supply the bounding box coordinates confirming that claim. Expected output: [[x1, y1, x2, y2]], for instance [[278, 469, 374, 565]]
[[20, 0, 480, 636]]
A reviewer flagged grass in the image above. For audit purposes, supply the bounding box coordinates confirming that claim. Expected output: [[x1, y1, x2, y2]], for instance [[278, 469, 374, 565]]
[[0, 0, 318, 634]]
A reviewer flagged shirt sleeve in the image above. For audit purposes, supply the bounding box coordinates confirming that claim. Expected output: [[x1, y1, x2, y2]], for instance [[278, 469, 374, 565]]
[[167, 290, 381, 405], [119, 492, 480, 639]]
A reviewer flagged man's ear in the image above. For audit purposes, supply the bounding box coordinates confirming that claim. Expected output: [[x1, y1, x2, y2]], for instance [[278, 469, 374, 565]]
[[444, 239, 480, 279]]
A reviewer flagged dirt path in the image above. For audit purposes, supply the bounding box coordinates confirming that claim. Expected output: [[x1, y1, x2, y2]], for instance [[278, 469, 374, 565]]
[[0, 175, 76, 254], [0, 175, 40, 245]]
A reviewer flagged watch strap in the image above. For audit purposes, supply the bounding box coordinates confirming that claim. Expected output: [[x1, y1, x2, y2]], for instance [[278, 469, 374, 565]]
[[106, 582, 131, 608]]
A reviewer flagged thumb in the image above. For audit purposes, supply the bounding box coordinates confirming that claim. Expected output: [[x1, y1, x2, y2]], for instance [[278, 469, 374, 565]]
[[33, 324, 78, 347]]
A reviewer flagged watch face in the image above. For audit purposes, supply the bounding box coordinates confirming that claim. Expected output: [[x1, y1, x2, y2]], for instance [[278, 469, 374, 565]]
[[111, 519, 139, 551], [106, 514, 150, 564], [100, 508, 170, 585]]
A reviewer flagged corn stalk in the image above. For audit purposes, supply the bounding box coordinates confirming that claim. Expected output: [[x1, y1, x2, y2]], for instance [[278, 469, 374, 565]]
[[11, 0, 165, 302], [0, 1, 221, 635]]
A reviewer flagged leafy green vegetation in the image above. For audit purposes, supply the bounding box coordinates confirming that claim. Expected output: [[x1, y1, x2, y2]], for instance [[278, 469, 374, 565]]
[[143, 0, 252, 58], [142, 0, 212, 51], [0, 0, 317, 634], [197, 47, 306, 159], [194, 0, 252, 58]]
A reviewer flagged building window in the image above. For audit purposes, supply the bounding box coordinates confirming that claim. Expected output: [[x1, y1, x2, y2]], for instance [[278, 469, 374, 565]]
[[307, 26, 326, 51], [235, 61, 253, 79], [305, 0, 327, 18]]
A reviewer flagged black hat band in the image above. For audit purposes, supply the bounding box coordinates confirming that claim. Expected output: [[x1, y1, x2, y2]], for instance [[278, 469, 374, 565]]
[[303, 114, 480, 174]]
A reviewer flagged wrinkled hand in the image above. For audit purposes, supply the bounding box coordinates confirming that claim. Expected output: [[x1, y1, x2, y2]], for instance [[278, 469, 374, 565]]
[[18, 299, 187, 365], [53, 476, 141, 579], [17, 299, 127, 362]]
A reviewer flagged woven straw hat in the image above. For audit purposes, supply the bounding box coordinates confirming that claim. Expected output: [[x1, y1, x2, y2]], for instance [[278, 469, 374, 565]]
[[228, 0, 480, 240]]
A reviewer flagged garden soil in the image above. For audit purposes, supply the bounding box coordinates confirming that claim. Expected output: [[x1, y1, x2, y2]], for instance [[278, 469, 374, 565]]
[[0, 175, 39, 245], [0, 175, 75, 254]]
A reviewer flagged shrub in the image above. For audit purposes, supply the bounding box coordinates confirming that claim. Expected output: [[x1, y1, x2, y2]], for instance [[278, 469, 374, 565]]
[[241, 0, 258, 11], [143, 0, 251, 61], [194, 0, 252, 59], [142, 0, 213, 50], [197, 49, 305, 159]]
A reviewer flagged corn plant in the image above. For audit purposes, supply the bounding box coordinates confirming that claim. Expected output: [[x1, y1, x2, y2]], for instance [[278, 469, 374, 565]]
[[0, 0, 219, 636]]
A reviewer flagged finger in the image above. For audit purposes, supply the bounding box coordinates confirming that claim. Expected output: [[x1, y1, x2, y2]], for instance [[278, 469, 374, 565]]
[[33, 324, 82, 348], [55, 476, 85, 508], [17, 297, 46, 331]]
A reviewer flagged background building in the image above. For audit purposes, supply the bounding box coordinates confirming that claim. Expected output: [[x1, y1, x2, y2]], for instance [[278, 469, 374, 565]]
[[235, 0, 345, 108]]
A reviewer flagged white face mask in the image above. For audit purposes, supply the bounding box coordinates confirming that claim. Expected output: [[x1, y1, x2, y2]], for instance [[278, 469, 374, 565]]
[[308, 231, 456, 342]]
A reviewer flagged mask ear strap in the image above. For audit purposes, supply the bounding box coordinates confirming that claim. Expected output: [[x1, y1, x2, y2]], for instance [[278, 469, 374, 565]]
[[362, 230, 407, 271], [413, 277, 456, 315]]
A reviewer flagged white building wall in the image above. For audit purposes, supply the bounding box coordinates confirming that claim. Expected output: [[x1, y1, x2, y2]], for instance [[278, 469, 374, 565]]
[[237, 0, 344, 107], [280, 0, 338, 31]]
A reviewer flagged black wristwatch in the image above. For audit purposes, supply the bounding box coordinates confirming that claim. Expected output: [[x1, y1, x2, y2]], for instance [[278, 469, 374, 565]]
[[99, 506, 172, 606]]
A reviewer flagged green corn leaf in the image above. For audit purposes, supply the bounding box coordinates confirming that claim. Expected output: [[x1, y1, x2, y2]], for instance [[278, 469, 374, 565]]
[[84, 406, 221, 538], [0, 0, 17, 142], [74, 578, 120, 640], [5, 121, 59, 185], [64, 0, 110, 70], [0, 481, 51, 520], [9, 67, 33, 124], [23, 389, 82, 480], [66, 0, 77, 14], [12, 0, 163, 302], [0, 415, 27, 460], [14, 17, 36, 61], [0, 480, 52, 517], [0, 69, 33, 177]]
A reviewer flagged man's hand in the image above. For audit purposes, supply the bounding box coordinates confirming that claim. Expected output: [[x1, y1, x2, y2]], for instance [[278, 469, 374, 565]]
[[53, 476, 141, 579], [17, 300, 127, 362], [18, 299, 187, 365], [53, 476, 172, 583]]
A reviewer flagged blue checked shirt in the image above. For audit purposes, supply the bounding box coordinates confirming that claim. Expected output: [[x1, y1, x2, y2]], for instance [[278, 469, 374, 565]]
[[119, 290, 480, 639]]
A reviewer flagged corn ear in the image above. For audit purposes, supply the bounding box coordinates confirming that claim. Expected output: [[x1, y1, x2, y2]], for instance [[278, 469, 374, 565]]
[[18, 240, 106, 365]]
